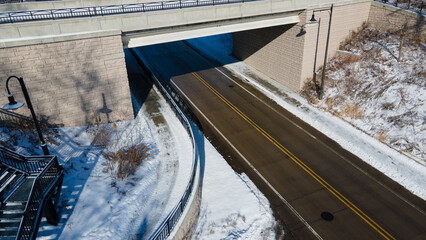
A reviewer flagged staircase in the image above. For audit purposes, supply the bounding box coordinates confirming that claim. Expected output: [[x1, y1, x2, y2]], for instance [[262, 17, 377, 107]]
[[0, 147, 64, 240], [0, 201, 26, 240]]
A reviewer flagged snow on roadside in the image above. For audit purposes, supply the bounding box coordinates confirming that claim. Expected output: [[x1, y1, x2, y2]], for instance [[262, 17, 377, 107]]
[[186, 34, 426, 200], [8, 85, 193, 239], [1, 70, 278, 239], [193, 132, 278, 239]]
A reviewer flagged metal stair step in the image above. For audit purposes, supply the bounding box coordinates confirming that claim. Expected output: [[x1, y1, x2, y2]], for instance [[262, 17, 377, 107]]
[[0, 227, 19, 237], [0, 174, 26, 203], [0, 212, 24, 219], [0, 218, 21, 223], [0, 221, 20, 228], [0, 166, 7, 178], [2, 202, 26, 212], [0, 170, 15, 187]]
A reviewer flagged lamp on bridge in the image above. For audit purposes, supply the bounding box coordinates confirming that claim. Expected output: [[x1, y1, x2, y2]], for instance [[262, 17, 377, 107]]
[[2, 76, 50, 155], [310, 4, 333, 100]]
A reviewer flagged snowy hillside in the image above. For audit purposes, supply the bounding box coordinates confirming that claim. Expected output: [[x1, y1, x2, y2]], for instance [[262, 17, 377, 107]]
[[302, 25, 425, 162]]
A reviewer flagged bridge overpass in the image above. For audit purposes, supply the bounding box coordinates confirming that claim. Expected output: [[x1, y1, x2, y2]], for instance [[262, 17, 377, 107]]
[[0, 0, 367, 47], [0, 0, 371, 126]]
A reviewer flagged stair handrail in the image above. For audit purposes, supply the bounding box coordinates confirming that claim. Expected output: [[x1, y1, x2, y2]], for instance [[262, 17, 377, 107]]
[[0, 146, 50, 175], [16, 155, 62, 240]]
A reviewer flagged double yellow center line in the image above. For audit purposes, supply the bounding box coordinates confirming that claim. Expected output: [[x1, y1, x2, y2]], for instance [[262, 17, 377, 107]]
[[191, 72, 396, 240]]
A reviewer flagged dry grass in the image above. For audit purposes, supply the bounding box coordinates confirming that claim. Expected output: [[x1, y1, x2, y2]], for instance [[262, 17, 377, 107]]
[[0, 114, 60, 151], [300, 79, 320, 104], [339, 102, 365, 119], [103, 144, 150, 180], [87, 111, 151, 179], [375, 130, 389, 143]]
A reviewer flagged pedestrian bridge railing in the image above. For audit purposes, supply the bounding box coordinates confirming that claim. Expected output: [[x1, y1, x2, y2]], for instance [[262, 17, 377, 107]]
[[0, 0, 260, 24]]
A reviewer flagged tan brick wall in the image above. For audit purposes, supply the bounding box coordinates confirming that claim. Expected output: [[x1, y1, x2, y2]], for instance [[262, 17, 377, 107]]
[[368, 2, 425, 40], [233, 23, 305, 92], [232, 1, 371, 92], [300, 1, 371, 89], [0, 35, 134, 126]]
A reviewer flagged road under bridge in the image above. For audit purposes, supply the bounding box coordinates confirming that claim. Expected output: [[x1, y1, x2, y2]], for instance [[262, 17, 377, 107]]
[[135, 41, 426, 240]]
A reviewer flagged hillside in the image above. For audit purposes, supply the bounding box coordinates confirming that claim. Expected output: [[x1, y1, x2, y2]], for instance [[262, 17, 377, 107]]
[[302, 24, 425, 161]]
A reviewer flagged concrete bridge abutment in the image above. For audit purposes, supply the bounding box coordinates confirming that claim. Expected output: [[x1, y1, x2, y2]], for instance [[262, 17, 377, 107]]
[[232, 1, 372, 92], [0, 31, 134, 126]]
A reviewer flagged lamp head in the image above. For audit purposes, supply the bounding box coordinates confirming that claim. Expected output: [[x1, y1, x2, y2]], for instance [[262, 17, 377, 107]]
[[3, 94, 24, 110], [310, 13, 317, 22]]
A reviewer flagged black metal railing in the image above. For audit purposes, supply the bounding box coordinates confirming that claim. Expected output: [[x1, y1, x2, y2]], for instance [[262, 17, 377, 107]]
[[0, 0, 259, 24], [374, 0, 425, 14], [16, 154, 62, 240], [0, 108, 32, 128], [0, 146, 49, 174], [129, 48, 201, 240]]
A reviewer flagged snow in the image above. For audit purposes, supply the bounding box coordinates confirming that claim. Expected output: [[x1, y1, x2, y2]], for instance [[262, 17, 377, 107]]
[[0, 52, 277, 239], [2, 26, 423, 240], [186, 33, 426, 200], [32, 87, 193, 239], [192, 130, 277, 239]]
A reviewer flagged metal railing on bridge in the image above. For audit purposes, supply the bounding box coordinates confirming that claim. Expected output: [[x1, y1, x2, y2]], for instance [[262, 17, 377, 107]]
[[374, 0, 425, 14], [0, 0, 259, 24], [129, 48, 201, 240]]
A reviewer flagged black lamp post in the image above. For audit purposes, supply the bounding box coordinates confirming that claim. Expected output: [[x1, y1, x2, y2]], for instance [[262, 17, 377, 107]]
[[2, 76, 50, 155], [310, 4, 334, 100]]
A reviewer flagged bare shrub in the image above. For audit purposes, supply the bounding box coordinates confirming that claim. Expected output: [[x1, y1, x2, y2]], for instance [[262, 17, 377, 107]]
[[0, 114, 60, 151], [300, 78, 319, 104], [92, 126, 112, 146], [341, 102, 365, 119], [86, 111, 112, 147], [339, 22, 369, 50], [382, 102, 395, 110], [375, 130, 389, 143], [103, 144, 151, 179]]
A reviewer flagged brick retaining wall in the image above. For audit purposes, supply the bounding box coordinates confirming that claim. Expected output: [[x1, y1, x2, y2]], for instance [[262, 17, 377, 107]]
[[233, 1, 372, 92], [368, 1, 425, 40], [0, 33, 133, 126]]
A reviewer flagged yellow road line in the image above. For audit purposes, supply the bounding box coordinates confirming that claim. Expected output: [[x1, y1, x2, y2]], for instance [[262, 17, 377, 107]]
[[191, 72, 396, 240]]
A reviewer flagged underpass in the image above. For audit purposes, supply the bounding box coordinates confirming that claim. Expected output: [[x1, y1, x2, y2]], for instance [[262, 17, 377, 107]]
[[133, 41, 426, 240]]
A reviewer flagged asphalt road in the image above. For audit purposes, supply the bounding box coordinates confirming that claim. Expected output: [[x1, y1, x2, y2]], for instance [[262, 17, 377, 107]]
[[136, 41, 426, 240]]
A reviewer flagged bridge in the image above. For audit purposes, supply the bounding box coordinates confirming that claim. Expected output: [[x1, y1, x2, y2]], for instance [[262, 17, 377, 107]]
[[1, 0, 425, 239], [0, 0, 372, 126]]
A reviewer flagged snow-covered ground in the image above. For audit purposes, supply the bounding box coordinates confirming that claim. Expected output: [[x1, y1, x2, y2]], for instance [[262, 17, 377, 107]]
[[186, 33, 426, 200], [0, 54, 278, 239], [2, 27, 423, 239], [309, 26, 425, 158]]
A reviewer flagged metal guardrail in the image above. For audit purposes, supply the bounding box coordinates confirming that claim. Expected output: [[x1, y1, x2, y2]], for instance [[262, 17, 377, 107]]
[[0, 0, 259, 24], [374, 0, 425, 14], [0, 146, 49, 174], [17, 154, 62, 240], [129, 48, 201, 240], [0, 146, 63, 240]]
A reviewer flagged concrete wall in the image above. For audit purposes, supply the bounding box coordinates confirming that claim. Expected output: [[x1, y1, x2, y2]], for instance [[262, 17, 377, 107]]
[[232, 1, 371, 92], [0, 32, 133, 126], [368, 1, 425, 40], [0, 0, 371, 42]]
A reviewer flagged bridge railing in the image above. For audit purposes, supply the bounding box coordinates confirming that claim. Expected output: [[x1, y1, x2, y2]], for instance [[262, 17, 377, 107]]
[[129, 48, 201, 240], [0, 0, 259, 24], [374, 0, 424, 14]]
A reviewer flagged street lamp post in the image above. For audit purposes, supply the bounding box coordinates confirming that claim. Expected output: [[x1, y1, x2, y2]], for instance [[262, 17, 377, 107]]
[[2, 76, 50, 155], [312, 17, 321, 87], [310, 4, 334, 100]]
